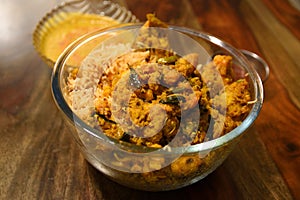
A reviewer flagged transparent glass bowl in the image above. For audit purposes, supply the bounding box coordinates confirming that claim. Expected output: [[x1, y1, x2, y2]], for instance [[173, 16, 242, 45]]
[[51, 24, 264, 191], [33, 0, 138, 67]]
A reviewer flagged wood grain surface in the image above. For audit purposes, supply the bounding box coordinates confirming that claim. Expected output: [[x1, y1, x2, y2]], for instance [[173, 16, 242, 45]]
[[1, 0, 299, 199]]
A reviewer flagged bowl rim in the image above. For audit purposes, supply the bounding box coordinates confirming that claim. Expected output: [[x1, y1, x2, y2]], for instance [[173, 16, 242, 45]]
[[51, 23, 264, 154]]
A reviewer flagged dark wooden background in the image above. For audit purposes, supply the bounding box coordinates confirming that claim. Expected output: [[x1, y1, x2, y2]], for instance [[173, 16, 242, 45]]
[[1, 0, 300, 199]]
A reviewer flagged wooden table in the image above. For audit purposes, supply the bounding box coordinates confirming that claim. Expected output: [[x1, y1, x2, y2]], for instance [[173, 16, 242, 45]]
[[1, 0, 299, 199]]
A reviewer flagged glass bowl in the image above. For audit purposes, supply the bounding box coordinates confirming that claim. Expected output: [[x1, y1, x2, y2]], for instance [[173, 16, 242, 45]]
[[51, 24, 264, 191], [33, 0, 138, 67]]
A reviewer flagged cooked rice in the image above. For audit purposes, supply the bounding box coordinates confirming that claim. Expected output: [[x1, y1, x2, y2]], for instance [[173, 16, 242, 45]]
[[68, 43, 132, 122]]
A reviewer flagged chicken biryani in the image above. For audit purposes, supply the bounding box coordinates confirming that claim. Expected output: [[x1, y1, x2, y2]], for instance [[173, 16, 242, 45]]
[[67, 14, 252, 149]]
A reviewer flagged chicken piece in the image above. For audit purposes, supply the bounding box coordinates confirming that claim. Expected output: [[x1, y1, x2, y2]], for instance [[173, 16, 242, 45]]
[[171, 155, 203, 177], [213, 55, 234, 83], [225, 79, 251, 120], [142, 13, 168, 28], [133, 14, 169, 49]]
